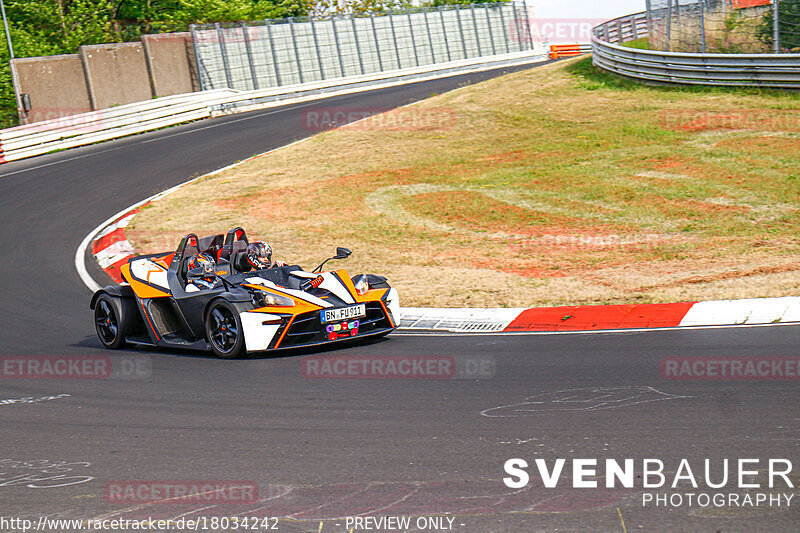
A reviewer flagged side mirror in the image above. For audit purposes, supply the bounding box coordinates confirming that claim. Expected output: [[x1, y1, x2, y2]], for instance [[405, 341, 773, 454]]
[[312, 247, 353, 273], [334, 247, 352, 260]]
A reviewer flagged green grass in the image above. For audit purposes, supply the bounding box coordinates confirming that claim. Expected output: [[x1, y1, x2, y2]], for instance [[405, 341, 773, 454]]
[[566, 56, 800, 98], [621, 37, 650, 49]]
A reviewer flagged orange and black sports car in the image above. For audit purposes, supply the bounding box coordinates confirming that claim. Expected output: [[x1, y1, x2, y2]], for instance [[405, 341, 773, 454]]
[[90, 227, 400, 358]]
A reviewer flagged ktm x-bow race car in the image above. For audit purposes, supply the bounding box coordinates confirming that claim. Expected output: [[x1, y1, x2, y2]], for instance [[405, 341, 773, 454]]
[[90, 228, 400, 358]]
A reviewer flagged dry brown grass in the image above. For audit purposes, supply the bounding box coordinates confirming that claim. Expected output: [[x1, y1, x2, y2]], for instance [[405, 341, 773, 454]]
[[127, 58, 800, 307]]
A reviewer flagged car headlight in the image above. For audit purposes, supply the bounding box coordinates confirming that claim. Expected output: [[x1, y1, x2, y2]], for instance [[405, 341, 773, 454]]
[[353, 274, 369, 295], [251, 290, 295, 307]]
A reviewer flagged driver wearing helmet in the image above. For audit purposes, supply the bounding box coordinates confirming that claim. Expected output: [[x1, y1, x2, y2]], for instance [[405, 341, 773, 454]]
[[243, 241, 286, 272], [186, 252, 219, 291]]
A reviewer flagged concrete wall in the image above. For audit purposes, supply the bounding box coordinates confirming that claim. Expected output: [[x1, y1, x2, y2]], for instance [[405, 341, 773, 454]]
[[10, 54, 92, 125], [11, 35, 200, 124], [80, 42, 154, 110], [142, 32, 200, 96]]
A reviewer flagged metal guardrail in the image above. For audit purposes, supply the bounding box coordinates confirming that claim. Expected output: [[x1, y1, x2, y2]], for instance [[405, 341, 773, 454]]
[[591, 12, 800, 88], [0, 50, 545, 165]]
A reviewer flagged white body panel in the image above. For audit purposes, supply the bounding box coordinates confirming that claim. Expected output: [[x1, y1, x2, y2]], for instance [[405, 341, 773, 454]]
[[130, 258, 169, 289], [385, 288, 401, 323], [239, 312, 282, 352]]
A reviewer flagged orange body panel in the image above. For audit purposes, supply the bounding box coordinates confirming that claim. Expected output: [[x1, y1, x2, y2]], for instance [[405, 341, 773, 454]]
[[121, 263, 171, 299], [243, 284, 324, 315]]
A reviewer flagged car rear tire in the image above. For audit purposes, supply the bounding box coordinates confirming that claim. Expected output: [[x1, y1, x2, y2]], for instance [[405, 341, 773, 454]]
[[94, 294, 133, 349], [205, 300, 245, 359]]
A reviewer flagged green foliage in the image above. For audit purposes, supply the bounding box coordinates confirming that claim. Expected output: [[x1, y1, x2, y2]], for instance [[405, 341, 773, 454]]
[[758, 0, 800, 51], [9, 0, 115, 53], [0, 0, 313, 129]]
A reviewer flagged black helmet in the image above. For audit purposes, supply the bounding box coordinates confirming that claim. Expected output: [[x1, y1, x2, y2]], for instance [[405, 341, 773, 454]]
[[246, 241, 272, 269]]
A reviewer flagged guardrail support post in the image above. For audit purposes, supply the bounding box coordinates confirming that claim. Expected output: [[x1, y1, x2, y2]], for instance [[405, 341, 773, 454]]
[[509, 2, 522, 52], [484, 3, 497, 56], [497, 3, 511, 53], [388, 10, 402, 69], [310, 18, 325, 80], [471, 4, 482, 56], [215, 22, 234, 89], [288, 18, 304, 84], [240, 23, 259, 90], [438, 7, 453, 62], [189, 24, 207, 91], [521, 0, 531, 51], [423, 7, 436, 63], [406, 9, 420, 67], [331, 16, 346, 77], [266, 20, 282, 87], [698, 1, 706, 53], [455, 5, 468, 58], [370, 14, 384, 72], [351, 14, 366, 75], [665, 0, 672, 52], [773, 0, 781, 53]]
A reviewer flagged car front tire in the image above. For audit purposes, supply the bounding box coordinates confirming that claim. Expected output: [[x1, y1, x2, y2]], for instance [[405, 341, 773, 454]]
[[205, 300, 245, 359], [94, 294, 133, 349]]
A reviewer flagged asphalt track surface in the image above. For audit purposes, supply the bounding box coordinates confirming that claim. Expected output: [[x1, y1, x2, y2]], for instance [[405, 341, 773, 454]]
[[1, 63, 799, 532]]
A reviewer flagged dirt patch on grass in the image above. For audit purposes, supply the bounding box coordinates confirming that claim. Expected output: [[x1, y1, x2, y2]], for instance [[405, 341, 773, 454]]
[[715, 136, 800, 156], [127, 58, 800, 307], [402, 190, 582, 234]]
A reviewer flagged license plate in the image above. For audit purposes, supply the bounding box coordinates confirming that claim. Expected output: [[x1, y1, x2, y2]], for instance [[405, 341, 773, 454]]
[[321, 304, 366, 323]]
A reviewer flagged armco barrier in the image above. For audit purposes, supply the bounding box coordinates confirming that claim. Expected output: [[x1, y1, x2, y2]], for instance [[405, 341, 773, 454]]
[[591, 12, 800, 88], [0, 50, 545, 164]]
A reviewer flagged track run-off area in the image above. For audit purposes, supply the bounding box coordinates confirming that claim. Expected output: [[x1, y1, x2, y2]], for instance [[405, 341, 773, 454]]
[[1, 63, 799, 532]]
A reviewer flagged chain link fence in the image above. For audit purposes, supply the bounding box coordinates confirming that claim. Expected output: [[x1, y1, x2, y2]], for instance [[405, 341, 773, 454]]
[[646, 0, 800, 53], [190, 2, 537, 91]]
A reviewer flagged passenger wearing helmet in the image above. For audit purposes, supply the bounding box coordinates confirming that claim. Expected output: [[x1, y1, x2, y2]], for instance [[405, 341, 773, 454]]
[[186, 252, 219, 291], [243, 241, 286, 272]]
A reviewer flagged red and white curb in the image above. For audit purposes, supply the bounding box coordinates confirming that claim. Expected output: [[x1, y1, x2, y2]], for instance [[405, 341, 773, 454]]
[[400, 298, 800, 333], [91, 209, 139, 284]]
